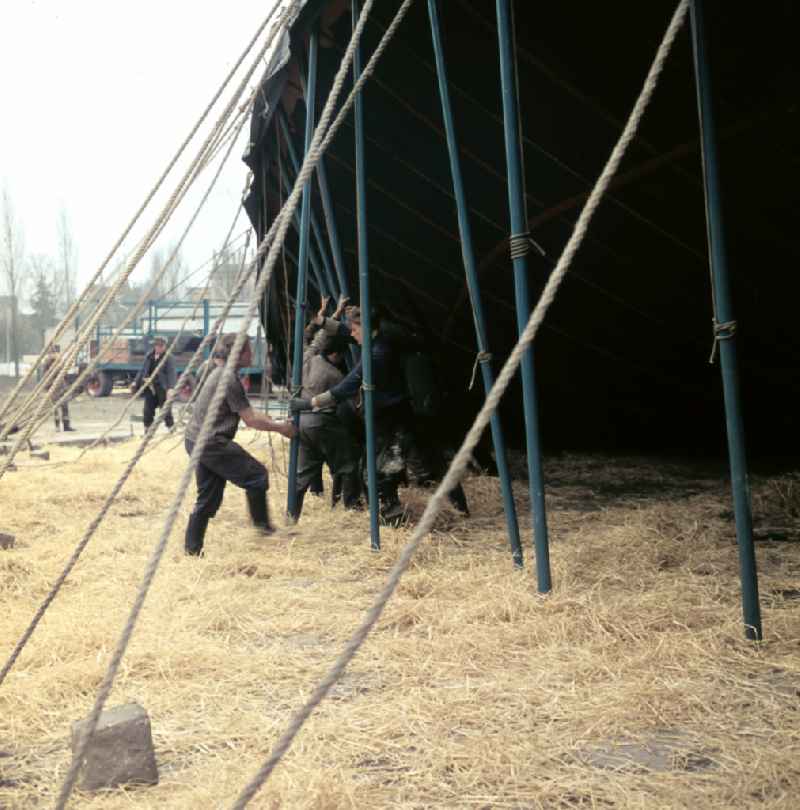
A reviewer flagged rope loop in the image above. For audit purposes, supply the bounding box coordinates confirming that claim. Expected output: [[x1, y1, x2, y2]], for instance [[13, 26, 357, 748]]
[[708, 318, 738, 364], [509, 231, 546, 261], [361, 383, 376, 391], [469, 351, 493, 390]]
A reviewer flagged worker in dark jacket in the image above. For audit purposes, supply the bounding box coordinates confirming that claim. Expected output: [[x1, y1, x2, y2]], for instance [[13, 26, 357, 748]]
[[130, 336, 177, 430], [289, 297, 361, 522], [183, 333, 296, 556]]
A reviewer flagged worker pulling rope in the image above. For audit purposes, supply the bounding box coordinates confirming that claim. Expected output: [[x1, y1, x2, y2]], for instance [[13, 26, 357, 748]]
[[230, 2, 689, 805]]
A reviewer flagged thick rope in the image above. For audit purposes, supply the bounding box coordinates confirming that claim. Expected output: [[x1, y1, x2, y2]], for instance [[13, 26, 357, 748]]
[[229, 3, 688, 805], [0, 226, 276, 690], [0, 84, 246, 442], [0, 5, 281, 442], [0, 7, 281, 430], [0, 8, 299, 696], [55, 0, 399, 805], [0, 15, 279, 477], [72, 125, 253, 460]]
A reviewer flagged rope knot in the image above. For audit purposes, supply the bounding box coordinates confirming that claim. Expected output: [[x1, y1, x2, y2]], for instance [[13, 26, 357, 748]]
[[708, 319, 738, 364], [361, 383, 376, 391], [509, 231, 546, 261]]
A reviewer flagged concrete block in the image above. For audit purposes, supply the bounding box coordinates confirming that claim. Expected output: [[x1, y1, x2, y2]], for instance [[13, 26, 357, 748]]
[[70, 703, 159, 791], [30, 450, 50, 461], [0, 533, 15, 550]]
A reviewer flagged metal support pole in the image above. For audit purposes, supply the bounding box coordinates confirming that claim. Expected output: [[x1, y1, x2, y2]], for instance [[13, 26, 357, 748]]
[[284, 66, 351, 300], [690, 0, 761, 640], [317, 155, 351, 299], [495, 0, 551, 593], [428, 0, 523, 568], [286, 26, 319, 520], [278, 161, 331, 298], [353, 0, 380, 550], [277, 112, 340, 299]]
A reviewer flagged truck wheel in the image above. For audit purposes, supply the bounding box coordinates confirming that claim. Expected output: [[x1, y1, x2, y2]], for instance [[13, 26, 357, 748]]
[[86, 370, 113, 398], [177, 374, 196, 403]]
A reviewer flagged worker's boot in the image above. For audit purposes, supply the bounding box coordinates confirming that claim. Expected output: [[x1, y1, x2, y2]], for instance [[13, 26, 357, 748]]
[[330, 473, 342, 507], [341, 473, 363, 511], [246, 488, 275, 535], [54, 417, 61, 431], [184, 513, 210, 557], [62, 419, 75, 432], [447, 483, 470, 516], [288, 489, 306, 524]]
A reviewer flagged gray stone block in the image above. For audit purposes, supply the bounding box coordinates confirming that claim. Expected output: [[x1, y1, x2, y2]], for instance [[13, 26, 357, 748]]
[[0, 533, 15, 550], [70, 702, 159, 791]]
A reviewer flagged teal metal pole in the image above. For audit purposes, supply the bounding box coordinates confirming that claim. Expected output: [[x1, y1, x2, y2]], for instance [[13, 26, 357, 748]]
[[277, 112, 340, 298], [428, 0, 523, 568], [353, 0, 380, 550], [690, 0, 761, 640], [278, 160, 332, 298], [316, 155, 351, 299], [286, 26, 319, 519], [495, 0, 551, 593], [283, 67, 351, 300]]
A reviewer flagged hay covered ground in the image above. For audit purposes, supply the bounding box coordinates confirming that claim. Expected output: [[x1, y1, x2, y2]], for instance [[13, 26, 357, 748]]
[[1, 432, 799, 809]]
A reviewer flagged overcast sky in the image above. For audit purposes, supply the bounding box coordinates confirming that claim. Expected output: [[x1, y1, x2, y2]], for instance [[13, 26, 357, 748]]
[[0, 0, 282, 298]]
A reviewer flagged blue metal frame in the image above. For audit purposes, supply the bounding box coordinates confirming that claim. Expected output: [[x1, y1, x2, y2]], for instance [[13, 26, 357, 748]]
[[277, 159, 331, 298], [428, 0, 523, 568], [690, 0, 761, 640], [286, 26, 319, 519], [353, 0, 380, 550], [277, 111, 339, 299], [316, 154, 350, 300], [285, 61, 351, 301], [495, 0, 551, 592]]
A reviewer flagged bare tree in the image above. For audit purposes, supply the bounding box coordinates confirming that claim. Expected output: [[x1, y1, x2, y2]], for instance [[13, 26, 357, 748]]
[[1, 187, 25, 376], [56, 207, 77, 316]]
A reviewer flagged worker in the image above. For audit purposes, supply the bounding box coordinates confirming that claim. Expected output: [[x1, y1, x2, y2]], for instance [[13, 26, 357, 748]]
[[289, 296, 361, 522], [131, 335, 176, 430], [183, 333, 296, 556], [41, 344, 74, 432]]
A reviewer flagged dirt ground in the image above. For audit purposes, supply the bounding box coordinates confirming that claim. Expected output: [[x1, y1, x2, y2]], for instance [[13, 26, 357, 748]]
[[1, 374, 799, 808]]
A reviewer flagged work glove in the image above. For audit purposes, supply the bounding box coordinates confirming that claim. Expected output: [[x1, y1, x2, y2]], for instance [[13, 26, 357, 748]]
[[289, 397, 312, 413]]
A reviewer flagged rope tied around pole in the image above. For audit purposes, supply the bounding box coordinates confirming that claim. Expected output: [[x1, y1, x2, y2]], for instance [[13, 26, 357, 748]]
[[468, 350, 492, 390], [361, 383, 376, 391], [509, 230, 546, 260], [708, 318, 738, 364]]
